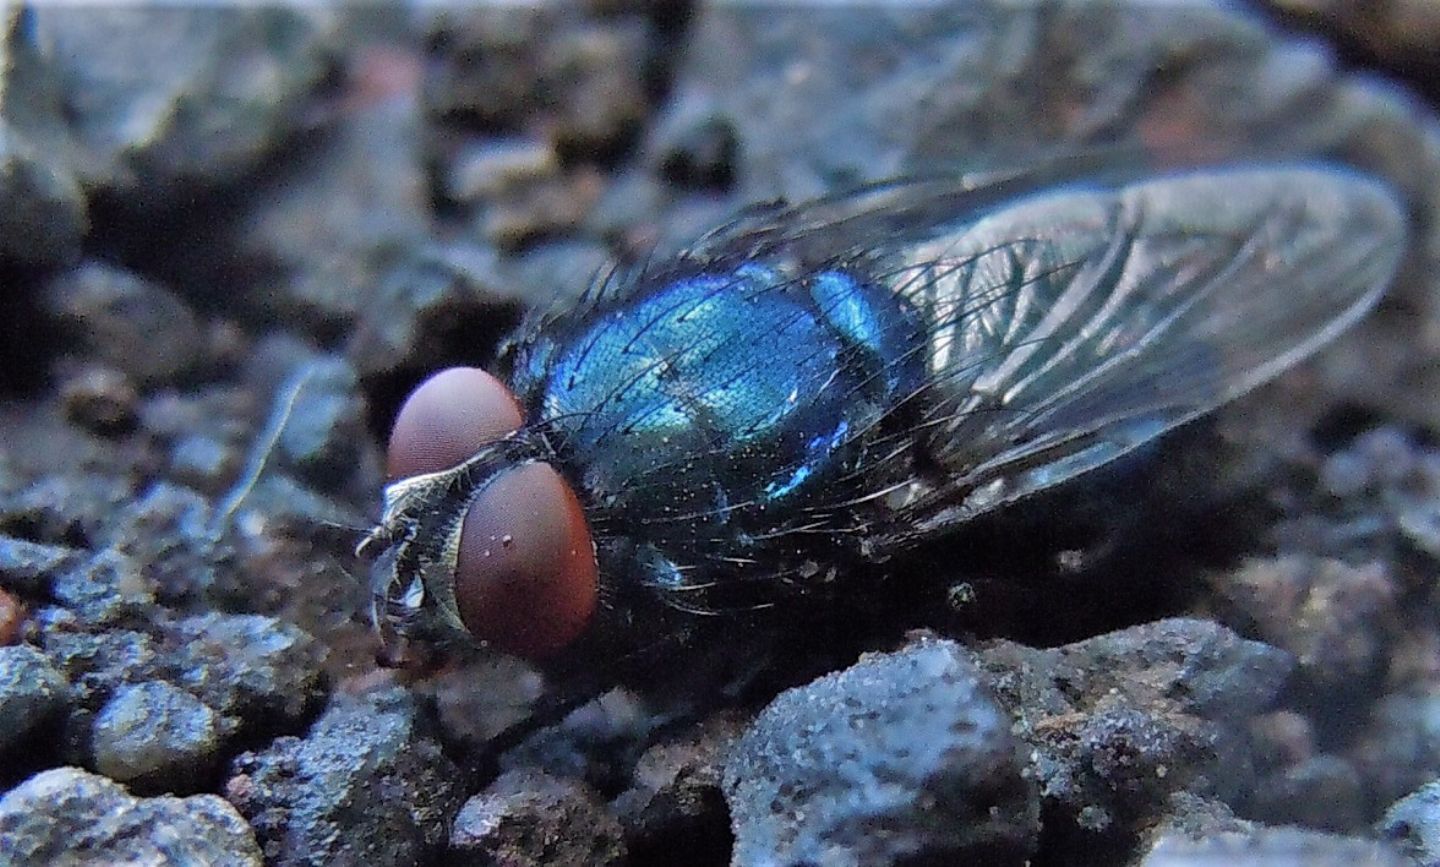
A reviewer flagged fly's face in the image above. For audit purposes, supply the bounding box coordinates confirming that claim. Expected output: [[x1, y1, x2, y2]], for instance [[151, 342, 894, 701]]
[[359, 367, 600, 663]]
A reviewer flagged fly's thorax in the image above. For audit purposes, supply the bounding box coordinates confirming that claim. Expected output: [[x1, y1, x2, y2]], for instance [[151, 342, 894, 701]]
[[523, 262, 925, 530]]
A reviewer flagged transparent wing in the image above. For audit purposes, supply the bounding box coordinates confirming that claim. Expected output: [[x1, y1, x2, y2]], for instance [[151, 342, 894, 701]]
[[864, 166, 1406, 536]]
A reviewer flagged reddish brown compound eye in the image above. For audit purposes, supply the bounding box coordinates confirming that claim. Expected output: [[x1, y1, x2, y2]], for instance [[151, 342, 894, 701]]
[[456, 462, 598, 659], [387, 367, 525, 480]]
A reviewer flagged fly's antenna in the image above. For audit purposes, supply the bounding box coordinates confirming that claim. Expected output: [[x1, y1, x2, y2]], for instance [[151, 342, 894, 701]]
[[207, 364, 317, 545]]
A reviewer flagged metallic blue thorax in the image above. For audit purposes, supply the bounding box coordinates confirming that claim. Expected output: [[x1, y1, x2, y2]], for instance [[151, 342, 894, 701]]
[[510, 262, 921, 556]]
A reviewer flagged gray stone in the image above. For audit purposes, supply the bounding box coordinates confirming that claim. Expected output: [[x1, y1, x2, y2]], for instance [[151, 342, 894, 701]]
[[169, 433, 240, 493], [168, 613, 327, 739], [0, 644, 70, 755], [226, 688, 462, 866], [0, 536, 77, 596], [92, 680, 221, 795], [449, 769, 626, 867], [231, 36, 427, 331], [31, 5, 334, 200], [1354, 692, 1440, 809], [94, 482, 221, 608], [50, 549, 154, 629], [977, 619, 1294, 833], [613, 712, 743, 850], [274, 356, 366, 491], [724, 636, 1038, 867], [0, 4, 86, 265], [1140, 826, 1408, 866], [40, 626, 162, 712], [0, 766, 262, 866], [1378, 778, 1440, 864], [42, 262, 205, 387], [344, 242, 514, 380], [1206, 556, 1396, 696]]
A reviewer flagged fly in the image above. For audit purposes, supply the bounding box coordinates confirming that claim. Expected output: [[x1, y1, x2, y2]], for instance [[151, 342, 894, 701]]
[[358, 162, 1406, 677]]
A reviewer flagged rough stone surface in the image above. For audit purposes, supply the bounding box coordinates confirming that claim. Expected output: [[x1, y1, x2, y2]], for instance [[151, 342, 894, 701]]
[[724, 636, 1039, 867], [30, 5, 334, 200], [1353, 692, 1440, 811], [613, 712, 743, 854], [42, 262, 206, 387], [1139, 826, 1409, 866], [92, 680, 222, 795], [1207, 555, 1397, 697], [50, 549, 155, 629], [0, 644, 70, 757], [273, 356, 366, 491], [167, 613, 328, 739], [232, 38, 430, 333], [0, 767, 263, 866], [0, 536, 76, 597], [449, 769, 627, 867], [0, 4, 86, 265], [977, 618, 1295, 837], [1378, 778, 1440, 865], [226, 688, 463, 866]]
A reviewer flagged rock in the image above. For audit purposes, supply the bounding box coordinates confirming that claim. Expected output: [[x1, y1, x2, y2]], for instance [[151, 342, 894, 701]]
[[429, 653, 547, 753], [481, 165, 605, 251], [57, 365, 140, 434], [724, 635, 1038, 867], [0, 644, 70, 756], [344, 241, 516, 381], [613, 712, 743, 855], [42, 261, 205, 387], [40, 625, 162, 713], [92, 680, 222, 795], [50, 549, 154, 629], [98, 482, 223, 608], [273, 356, 366, 492], [0, 468, 133, 551], [0, 535, 77, 597], [976, 619, 1294, 836], [1140, 825, 1408, 866], [0, 767, 262, 866], [423, 8, 652, 161], [226, 688, 462, 866], [1378, 778, 1440, 865], [169, 433, 241, 494], [232, 40, 428, 332], [657, 115, 739, 191], [1353, 692, 1440, 809], [30, 5, 334, 200], [449, 769, 626, 867], [0, 4, 87, 265], [1247, 754, 1367, 833], [1268, 0, 1440, 67], [167, 613, 328, 740], [39, 623, 167, 765], [1205, 556, 1397, 696]]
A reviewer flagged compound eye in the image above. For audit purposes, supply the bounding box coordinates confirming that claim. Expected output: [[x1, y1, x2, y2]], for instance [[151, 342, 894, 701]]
[[387, 367, 525, 479], [455, 462, 598, 659]]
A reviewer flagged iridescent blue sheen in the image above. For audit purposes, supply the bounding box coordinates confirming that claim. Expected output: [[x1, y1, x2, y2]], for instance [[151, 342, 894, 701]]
[[513, 263, 921, 548]]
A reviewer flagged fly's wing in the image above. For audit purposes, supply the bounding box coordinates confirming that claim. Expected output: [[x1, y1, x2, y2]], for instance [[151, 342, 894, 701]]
[[860, 166, 1406, 538]]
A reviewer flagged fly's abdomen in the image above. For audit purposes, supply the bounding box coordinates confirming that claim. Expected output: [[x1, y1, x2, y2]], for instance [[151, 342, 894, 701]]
[[534, 263, 922, 532]]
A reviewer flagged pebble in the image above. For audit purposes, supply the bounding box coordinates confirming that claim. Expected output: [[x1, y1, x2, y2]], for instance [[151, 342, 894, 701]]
[[92, 680, 222, 794], [0, 645, 71, 757], [724, 635, 1039, 867], [0, 767, 262, 866], [449, 769, 627, 867]]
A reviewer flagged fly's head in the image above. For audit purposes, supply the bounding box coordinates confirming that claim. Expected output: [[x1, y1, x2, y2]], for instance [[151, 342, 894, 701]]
[[360, 367, 600, 666]]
